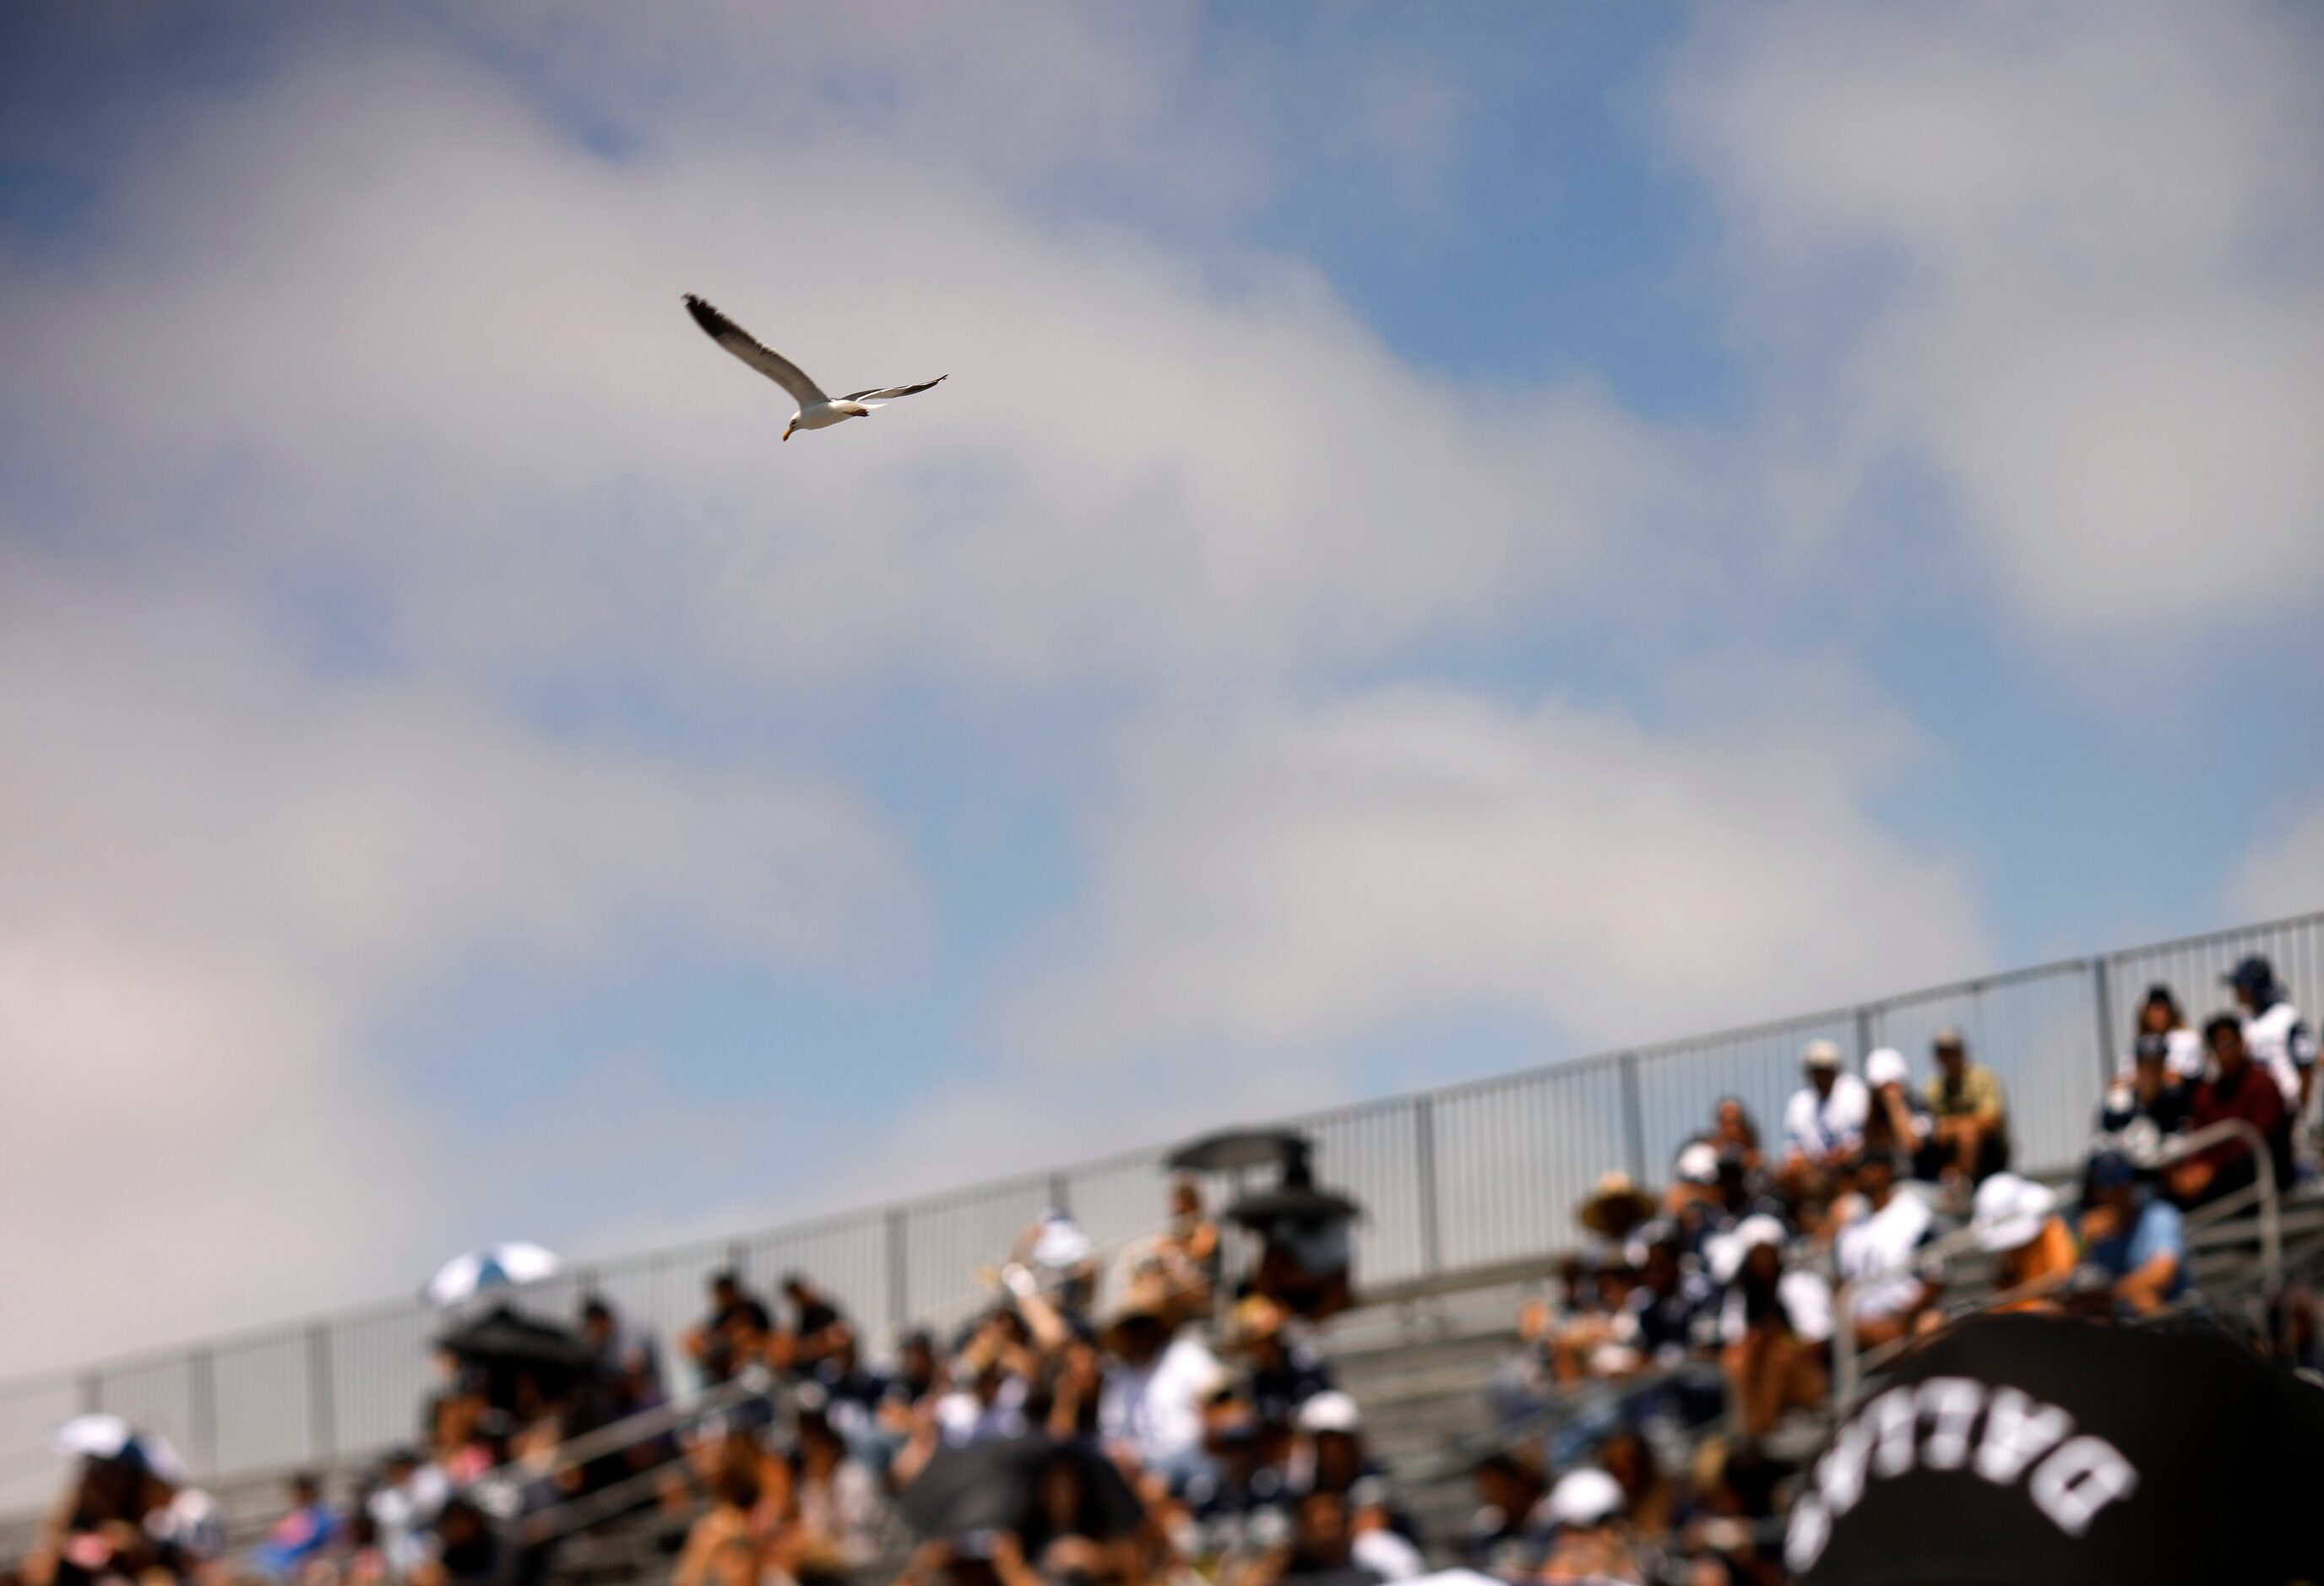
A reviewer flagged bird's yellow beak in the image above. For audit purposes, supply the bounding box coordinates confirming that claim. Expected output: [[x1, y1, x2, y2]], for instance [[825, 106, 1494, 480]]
[[782, 425, 792, 442]]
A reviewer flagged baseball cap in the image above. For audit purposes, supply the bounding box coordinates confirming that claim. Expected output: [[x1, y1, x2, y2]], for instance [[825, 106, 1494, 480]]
[[1802, 1038, 1843, 1070], [1710, 1213, 1788, 1285], [1548, 1467, 1626, 1529], [1865, 1047, 1909, 1088], [2225, 955, 2275, 995], [2085, 1149, 2137, 1192], [1972, 1173, 2056, 1253], [1674, 1141, 1720, 1186], [1297, 1391, 1362, 1436], [1931, 1025, 1966, 1052]]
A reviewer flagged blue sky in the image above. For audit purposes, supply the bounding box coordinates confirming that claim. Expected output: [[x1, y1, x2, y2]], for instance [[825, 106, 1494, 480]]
[[0, 0, 2319, 1371]]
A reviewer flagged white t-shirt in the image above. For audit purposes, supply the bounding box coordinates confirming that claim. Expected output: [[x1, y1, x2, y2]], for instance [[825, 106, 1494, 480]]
[[1098, 1336, 1226, 1465], [2119, 1028, 2207, 1084], [1719, 1269, 1835, 1346], [1834, 1188, 1935, 1323], [935, 1377, 1029, 1446], [2245, 1001, 2316, 1109], [1784, 1073, 1871, 1160]]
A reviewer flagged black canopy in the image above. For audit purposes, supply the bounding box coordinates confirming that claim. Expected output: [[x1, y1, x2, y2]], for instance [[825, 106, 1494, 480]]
[[1165, 1128, 1307, 1174], [899, 1436, 1143, 1543]]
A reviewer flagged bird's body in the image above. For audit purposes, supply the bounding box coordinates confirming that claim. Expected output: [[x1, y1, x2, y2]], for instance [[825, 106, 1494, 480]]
[[683, 294, 944, 440]]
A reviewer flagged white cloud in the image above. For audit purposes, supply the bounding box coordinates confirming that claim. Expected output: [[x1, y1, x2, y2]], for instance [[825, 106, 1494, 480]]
[[0, 36, 1681, 697], [0, 556, 921, 1371], [1667, 0, 2324, 639], [1003, 671, 1990, 1064], [2226, 792, 2324, 924]]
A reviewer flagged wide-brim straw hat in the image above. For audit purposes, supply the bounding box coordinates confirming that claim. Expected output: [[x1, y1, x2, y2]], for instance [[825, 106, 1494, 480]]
[[1577, 1171, 1659, 1236]]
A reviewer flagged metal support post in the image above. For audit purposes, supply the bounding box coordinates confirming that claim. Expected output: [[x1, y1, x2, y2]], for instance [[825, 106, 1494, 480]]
[[188, 1346, 216, 1477], [1619, 1054, 1646, 1181], [305, 1323, 336, 1464], [886, 1207, 910, 1339], [2092, 957, 2117, 1087], [1414, 1097, 1442, 1277]]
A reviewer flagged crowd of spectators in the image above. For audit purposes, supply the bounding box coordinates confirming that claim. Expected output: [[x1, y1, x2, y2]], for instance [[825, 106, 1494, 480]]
[[1472, 954, 2314, 1583], [15, 957, 2312, 1586]]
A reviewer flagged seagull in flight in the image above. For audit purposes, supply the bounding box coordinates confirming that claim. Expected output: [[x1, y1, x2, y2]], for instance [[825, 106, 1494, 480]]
[[684, 294, 945, 441]]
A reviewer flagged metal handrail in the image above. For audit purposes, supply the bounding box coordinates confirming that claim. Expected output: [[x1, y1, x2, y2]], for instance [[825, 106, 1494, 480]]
[[1832, 1118, 2284, 1406]]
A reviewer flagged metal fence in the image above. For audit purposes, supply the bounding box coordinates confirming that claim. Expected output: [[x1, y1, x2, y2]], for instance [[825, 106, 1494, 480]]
[[2, 907, 2317, 1515]]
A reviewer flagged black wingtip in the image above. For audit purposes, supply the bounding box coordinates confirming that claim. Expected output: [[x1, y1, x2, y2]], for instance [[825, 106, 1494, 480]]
[[682, 294, 728, 337]]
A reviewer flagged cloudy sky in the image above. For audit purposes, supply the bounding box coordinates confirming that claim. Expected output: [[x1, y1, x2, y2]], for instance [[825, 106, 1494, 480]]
[[2, 0, 2320, 1373]]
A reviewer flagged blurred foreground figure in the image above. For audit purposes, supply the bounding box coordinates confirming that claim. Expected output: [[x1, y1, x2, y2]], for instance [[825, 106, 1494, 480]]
[[1789, 1312, 2324, 1585]]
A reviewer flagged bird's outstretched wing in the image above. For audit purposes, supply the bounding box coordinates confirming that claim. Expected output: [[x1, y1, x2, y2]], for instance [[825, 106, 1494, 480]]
[[684, 295, 827, 407], [842, 376, 948, 402]]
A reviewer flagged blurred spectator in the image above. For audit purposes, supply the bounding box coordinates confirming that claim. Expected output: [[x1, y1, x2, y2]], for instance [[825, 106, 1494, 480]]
[[1011, 1209, 1100, 1320], [777, 1273, 855, 1377], [1247, 1149, 1359, 1323], [417, 1496, 508, 1586], [1099, 1279, 1228, 1496], [682, 1271, 773, 1388], [1714, 1216, 1831, 1438], [781, 1408, 882, 1583], [671, 1464, 766, 1586], [2228, 953, 2316, 1113], [1158, 1178, 1224, 1316], [1708, 1096, 1763, 1176], [1860, 1048, 1936, 1179], [1780, 1040, 1868, 1188], [2100, 1032, 2193, 1138], [1833, 1153, 1940, 1348], [1186, 1396, 1295, 1562], [2131, 984, 2207, 1082], [1225, 1295, 1333, 1424], [1576, 1173, 1658, 1252], [366, 1448, 443, 1580], [578, 1296, 643, 1382], [1624, 1225, 1713, 1370], [931, 1329, 1034, 1449], [2077, 1148, 2187, 1315], [1289, 1393, 1396, 1514], [1972, 1174, 2076, 1311], [252, 1472, 336, 1578], [1924, 1028, 2011, 1186], [1464, 1451, 1554, 1576], [1537, 1468, 1643, 1585], [1506, 1250, 1632, 1404], [28, 1437, 206, 1586], [1598, 1427, 1680, 1548], [2175, 1013, 2294, 1206]]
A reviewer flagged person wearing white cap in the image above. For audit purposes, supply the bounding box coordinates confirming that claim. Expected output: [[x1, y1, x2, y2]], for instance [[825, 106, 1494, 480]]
[[1288, 1392, 1425, 1579], [1538, 1467, 1644, 1583], [1860, 1047, 1936, 1178], [1714, 1214, 1833, 1437], [1973, 1172, 2077, 1311], [1780, 1039, 1869, 1192]]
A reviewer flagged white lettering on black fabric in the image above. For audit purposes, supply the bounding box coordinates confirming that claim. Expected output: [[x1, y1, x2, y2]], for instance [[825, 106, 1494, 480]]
[[1975, 1386, 2074, 1485], [2028, 1436, 2139, 1537], [1803, 1378, 2139, 1555], [1917, 1377, 1985, 1469]]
